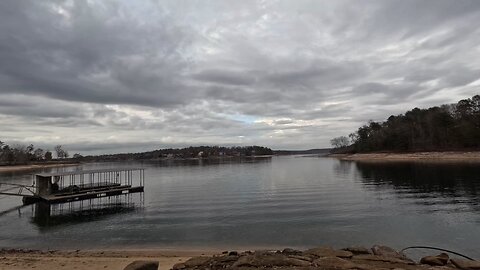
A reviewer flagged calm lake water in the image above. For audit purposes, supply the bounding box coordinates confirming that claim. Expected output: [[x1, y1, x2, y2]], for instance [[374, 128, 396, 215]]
[[0, 156, 479, 258]]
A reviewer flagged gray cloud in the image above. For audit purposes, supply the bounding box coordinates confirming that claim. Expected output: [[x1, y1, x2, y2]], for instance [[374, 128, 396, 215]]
[[0, 0, 479, 153], [0, 1, 194, 107], [192, 69, 256, 86]]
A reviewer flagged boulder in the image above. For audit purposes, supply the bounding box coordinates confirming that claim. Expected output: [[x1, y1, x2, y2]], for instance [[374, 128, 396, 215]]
[[305, 247, 353, 259], [371, 245, 405, 259], [278, 257, 312, 267], [232, 254, 311, 267], [231, 255, 254, 267], [216, 255, 239, 263], [288, 254, 314, 262], [171, 263, 185, 270], [253, 250, 275, 256], [282, 248, 303, 255], [313, 256, 358, 269], [353, 254, 415, 265], [342, 246, 372, 255], [451, 258, 480, 270], [183, 256, 211, 268], [420, 253, 449, 266], [123, 260, 159, 270]]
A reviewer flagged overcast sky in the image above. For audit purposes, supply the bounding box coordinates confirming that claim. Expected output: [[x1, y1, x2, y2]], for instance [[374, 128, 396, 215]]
[[1, 0, 479, 154]]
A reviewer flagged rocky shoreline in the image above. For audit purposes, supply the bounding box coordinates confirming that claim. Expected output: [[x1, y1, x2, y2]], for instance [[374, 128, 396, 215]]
[[172, 245, 479, 270]]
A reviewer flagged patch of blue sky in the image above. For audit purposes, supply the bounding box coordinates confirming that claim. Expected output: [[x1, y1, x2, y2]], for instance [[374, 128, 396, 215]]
[[228, 114, 258, 124]]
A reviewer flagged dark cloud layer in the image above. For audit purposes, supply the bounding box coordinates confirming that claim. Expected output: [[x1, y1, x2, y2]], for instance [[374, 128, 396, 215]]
[[0, 0, 479, 154]]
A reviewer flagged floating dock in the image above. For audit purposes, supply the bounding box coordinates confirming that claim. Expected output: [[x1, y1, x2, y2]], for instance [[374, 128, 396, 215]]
[[1, 168, 145, 205]]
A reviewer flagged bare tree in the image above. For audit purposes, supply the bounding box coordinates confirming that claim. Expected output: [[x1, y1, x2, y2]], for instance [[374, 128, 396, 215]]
[[330, 136, 350, 149], [54, 145, 69, 159]]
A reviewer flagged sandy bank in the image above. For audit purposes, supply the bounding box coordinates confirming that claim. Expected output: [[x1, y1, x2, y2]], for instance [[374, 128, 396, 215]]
[[0, 249, 218, 270], [0, 163, 80, 173], [329, 151, 480, 162]]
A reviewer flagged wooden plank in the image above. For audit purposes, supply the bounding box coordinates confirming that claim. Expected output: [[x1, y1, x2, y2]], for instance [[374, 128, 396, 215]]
[[53, 184, 131, 197], [76, 182, 121, 189]]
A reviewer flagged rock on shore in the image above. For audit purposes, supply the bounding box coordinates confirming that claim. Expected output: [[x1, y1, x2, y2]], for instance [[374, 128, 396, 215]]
[[171, 245, 478, 270]]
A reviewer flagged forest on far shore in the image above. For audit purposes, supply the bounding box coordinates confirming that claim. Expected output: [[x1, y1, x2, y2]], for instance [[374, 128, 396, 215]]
[[79, 145, 273, 162], [0, 143, 273, 166], [0, 143, 69, 166], [331, 95, 480, 153]]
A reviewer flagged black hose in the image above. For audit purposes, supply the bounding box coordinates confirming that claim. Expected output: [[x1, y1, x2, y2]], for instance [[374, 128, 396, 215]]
[[401, 246, 475, 261]]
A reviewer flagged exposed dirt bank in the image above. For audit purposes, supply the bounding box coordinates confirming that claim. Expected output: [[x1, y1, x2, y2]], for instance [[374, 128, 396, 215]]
[[329, 151, 480, 162]]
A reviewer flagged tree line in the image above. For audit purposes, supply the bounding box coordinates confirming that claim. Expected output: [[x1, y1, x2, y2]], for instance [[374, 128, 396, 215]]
[[79, 146, 273, 162], [0, 143, 274, 165], [331, 95, 480, 152], [0, 142, 69, 165]]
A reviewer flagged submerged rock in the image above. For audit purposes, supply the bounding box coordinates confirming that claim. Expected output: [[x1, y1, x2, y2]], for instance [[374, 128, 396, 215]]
[[124, 260, 159, 270]]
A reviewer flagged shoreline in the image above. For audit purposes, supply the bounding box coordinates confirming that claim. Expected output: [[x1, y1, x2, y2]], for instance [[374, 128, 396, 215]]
[[328, 151, 480, 162], [0, 245, 475, 270], [0, 163, 80, 173]]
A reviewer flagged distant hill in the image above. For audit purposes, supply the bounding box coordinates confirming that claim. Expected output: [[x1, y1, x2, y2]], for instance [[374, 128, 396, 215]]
[[273, 148, 331, 156]]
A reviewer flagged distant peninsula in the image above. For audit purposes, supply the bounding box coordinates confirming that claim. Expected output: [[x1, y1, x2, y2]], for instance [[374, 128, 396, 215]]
[[330, 95, 480, 161]]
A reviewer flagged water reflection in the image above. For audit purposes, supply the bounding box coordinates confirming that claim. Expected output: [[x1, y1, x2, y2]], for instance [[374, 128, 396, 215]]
[[31, 195, 143, 230], [354, 161, 480, 211], [333, 160, 354, 177]]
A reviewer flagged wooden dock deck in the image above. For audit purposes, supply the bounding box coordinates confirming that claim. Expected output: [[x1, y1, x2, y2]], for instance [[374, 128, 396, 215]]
[[25, 185, 144, 204]]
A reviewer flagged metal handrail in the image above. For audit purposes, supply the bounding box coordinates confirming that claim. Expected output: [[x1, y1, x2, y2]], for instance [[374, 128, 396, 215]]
[[0, 182, 36, 195]]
